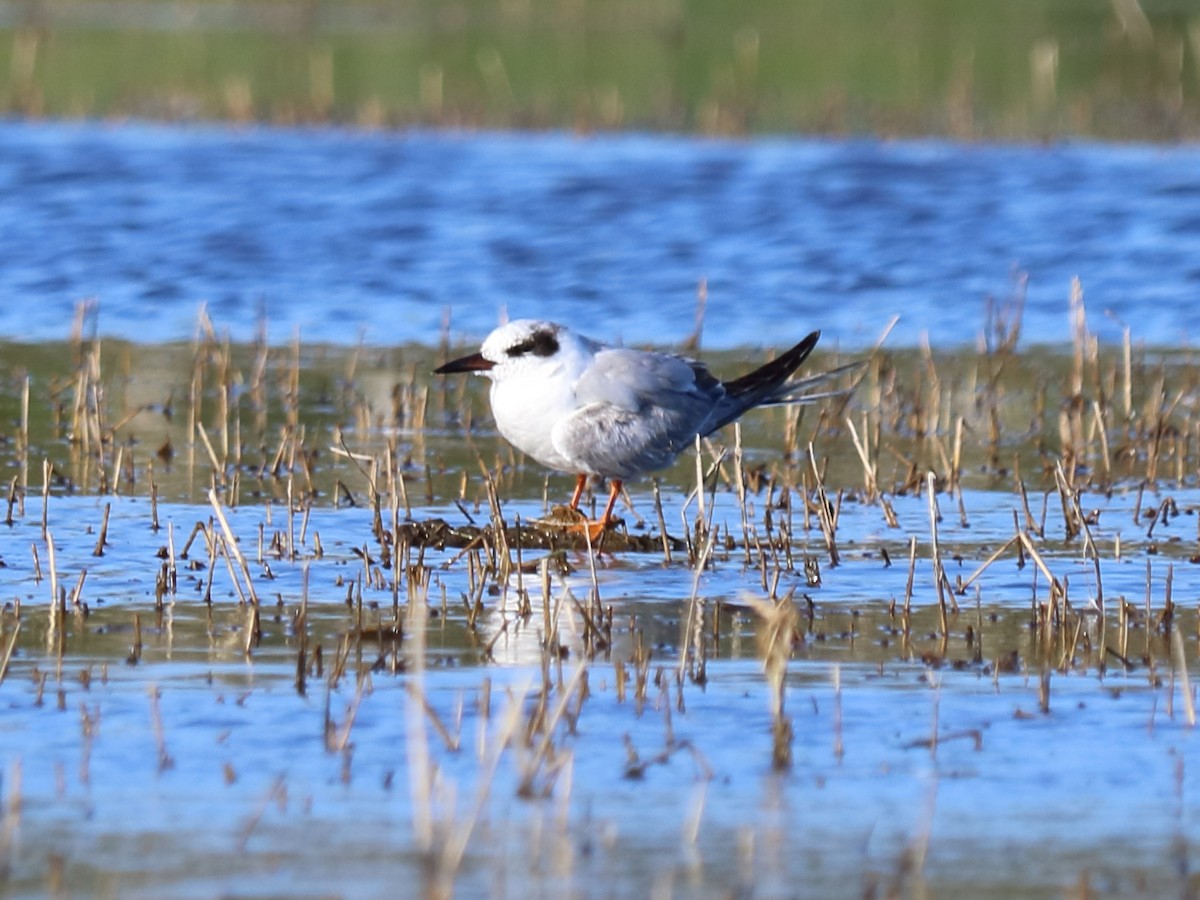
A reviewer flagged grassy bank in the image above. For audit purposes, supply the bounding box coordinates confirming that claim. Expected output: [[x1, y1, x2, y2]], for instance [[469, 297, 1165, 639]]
[[1, 0, 1197, 139]]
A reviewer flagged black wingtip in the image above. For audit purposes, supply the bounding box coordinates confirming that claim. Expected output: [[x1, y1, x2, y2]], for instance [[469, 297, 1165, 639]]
[[722, 330, 821, 400]]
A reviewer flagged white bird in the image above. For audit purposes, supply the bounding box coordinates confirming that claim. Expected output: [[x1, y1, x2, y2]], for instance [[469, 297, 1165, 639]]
[[436, 319, 828, 539]]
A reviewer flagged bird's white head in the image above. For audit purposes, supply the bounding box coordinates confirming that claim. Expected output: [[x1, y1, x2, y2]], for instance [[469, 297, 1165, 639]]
[[481, 320, 564, 371], [436, 319, 596, 381]]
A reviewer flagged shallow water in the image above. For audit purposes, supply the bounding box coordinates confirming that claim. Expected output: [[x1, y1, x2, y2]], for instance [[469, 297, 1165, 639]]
[[1, 122, 1199, 349], [3, 475, 1200, 897], [3, 123, 1200, 896]]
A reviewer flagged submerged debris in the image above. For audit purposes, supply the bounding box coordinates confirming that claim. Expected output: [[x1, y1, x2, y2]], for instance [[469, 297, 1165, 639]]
[[395, 515, 685, 553]]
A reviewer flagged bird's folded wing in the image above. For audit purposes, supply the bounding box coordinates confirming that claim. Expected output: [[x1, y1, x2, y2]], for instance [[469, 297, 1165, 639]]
[[551, 348, 722, 479], [572, 348, 724, 411]]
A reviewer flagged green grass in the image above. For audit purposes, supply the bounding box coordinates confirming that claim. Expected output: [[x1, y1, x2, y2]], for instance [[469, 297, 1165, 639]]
[[0, 0, 1197, 137]]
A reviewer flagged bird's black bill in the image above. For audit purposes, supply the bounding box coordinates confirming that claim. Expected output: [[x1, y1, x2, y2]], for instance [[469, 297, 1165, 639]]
[[434, 352, 496, 375]]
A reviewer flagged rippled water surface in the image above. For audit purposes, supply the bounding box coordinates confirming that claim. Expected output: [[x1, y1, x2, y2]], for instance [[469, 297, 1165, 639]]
[[3, 122, 1200, 897], [3, 484, 1200, 898], [1, 122, 1198, 348]]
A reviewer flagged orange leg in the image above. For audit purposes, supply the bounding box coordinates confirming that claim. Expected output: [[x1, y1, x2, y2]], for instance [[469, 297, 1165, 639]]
[[560, 478, 623, 544], [598, 479, 622, 529], [569, 473, 588, 510], [579, 479, 623, 543]]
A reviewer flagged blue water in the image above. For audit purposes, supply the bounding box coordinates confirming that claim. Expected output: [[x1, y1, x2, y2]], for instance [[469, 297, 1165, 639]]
[[5, 491, 1200, 896], [1, 121, 1198, 349]]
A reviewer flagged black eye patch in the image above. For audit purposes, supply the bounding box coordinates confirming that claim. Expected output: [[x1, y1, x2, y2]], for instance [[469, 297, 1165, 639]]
[[507, 329, 560, 358]]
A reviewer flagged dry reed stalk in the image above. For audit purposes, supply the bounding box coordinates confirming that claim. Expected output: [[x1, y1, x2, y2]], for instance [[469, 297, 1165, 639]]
[[1091, 399, 1112, 484], [1036, 491, 1050, 537], [540, 556, 553, 644], [285, 328, 301, 429], [286, 476, 298, 561], [1118, 596, 1131, 662], [215, 536, 248, 606], [243, 603, 260, 656], [780, 488, 797, 572], [652, 479, 673, 564], [680, 781, 708, 878], [108, 445, 123, 497], [743, 591, 799, 770], [78, 703, 99, 786], [876, 495, 900, 533], [958, 535, 1020, 594], [845, 415, 878, 502], [543, 582, 578, 665], [568, 595, 609, 657], [808, 443, 839, 566], [325, 671, 368, 756], [1054, 459, 1084, 534], [214, 336, 231, 462], [1075, 504, 1104, 613], [389, 483, 402, 611], [435, 677, 531, 884], [1015, 474, 1040, 537], [1119, 323, 1133, 419], [147, 685, 174, 771], [406, 684, 461, 752], [1069, 277, 1087, 398], [5, 476, 17, 527], [477, 462, 511, 583], [68, 571, 87, 612], [266, 428, 292, 479], [972, 586, 985, 665], [40, 459, 51, 540], [207, 488, 260, 605], [1058, 614, 1085, 671], [45, 528, 58, 617], [129, 612, 143, 664], [179, 519, 207, 561], [516, 661, 588, 798], [77, 346, 108, 476], [902, 535, 918, 623], [150, 476, 160, 532], [1170, 628, 1195, 727], [920, 334, 942, 438], [0, 622, 20, 686], [950, 416, 964, 490], [234, 774, 287, 852], [17, 373, 32, 450], [677, 526, 719, 684], [1017, 531, 1065, 605], [92, 502, 111, 557], [926, 473, 951, 625], [18, 375, 29, 506], [581, 520, 602, 618], [196, 423, 225, 486], [393, 453, 413, 521], [733, 424, 752, 564]]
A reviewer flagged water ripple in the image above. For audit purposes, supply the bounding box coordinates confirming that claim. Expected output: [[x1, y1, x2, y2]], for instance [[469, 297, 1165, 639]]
[[1, 122, 1197, 349]]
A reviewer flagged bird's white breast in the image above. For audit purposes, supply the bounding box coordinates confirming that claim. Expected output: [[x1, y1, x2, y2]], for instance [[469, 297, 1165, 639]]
[[489, 356, 583, 473]]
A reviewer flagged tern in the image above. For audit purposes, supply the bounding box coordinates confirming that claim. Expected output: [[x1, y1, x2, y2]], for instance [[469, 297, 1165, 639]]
[[436, 319, 830, 540]]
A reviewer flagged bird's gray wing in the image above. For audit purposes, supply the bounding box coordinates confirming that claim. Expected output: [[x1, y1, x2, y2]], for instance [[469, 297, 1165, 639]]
[[551, 348, 723, 480]]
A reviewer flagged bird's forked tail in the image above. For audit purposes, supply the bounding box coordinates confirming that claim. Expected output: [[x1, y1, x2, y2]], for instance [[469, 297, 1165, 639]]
[[707, 330, 861, 433]]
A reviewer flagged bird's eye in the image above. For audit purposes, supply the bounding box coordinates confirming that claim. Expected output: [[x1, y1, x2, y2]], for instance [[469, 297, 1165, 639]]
[[507, 329, 559, 358]]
